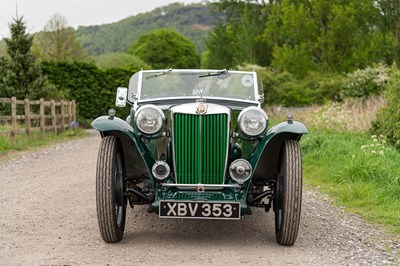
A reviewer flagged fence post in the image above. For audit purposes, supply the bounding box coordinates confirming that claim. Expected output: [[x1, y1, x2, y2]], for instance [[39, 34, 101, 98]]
[[60, 100, 65, 133], [51, 99, 57, 134], [72, 100, 76, 129], [40, 98, 45, 137], [11, 97, 17, 143], [24, 98, 31, 138], [67, 101, 71, 126]]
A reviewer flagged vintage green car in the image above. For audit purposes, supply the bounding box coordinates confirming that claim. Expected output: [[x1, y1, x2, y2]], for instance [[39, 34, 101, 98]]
[[92, 69, 308, 246]]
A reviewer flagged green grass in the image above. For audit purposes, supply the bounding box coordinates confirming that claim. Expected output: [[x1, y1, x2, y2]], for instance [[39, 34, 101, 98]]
[[0, 129, 87, 156], [302, 128, 400, 236]]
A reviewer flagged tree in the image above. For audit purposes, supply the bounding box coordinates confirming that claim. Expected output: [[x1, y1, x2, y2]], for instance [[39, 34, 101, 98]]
[[33, 14, 87, 61], [203, 0, 269, 69], [128, 28, 200, 69], [0, 16, 48, 99], [263, 0, 394, 77], [0, 41, 6, 58], [374, 0, 400, 65], [94, 52, 151, 70], [202, 21, 235, 68]]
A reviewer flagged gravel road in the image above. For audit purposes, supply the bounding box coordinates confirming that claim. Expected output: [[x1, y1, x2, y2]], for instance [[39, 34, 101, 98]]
[[0, 130, 399, 265]]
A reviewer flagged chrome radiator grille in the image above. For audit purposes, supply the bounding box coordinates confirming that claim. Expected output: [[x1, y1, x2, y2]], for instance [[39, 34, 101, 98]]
[[173, 113, 228, 184]]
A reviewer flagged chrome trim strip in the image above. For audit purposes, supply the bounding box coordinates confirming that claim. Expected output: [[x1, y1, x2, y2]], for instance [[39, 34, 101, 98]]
[[162, 183, 241, 189], [139, 99, 259, 111], [139, 96, 259, 105], [171, 102, 231, 115]]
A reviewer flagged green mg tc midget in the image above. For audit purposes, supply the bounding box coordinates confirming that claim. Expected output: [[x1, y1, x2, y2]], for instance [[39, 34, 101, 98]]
[[92, 69, 308, 246]]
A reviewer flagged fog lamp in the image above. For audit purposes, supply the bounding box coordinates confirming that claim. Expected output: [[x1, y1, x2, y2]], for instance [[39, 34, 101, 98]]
[[229, 159, 252, 184], [152, 161, 170, 180]]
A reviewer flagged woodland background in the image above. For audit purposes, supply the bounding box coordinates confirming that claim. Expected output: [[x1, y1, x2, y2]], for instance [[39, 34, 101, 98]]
[[0, 0, 400, 147]]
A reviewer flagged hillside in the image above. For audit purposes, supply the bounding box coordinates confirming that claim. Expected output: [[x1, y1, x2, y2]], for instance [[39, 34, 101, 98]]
[[75, 2, 219, 56]]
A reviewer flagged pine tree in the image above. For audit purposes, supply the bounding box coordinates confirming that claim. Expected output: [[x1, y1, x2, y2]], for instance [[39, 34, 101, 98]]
[[0, 16, 48, 99]]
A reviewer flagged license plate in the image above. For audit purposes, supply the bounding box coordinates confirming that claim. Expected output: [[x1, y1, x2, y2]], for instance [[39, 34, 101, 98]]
[[159, 201, 241, 220]]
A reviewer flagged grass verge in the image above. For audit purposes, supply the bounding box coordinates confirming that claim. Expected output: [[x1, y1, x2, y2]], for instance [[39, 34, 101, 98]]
[[302, 128, 400, 236], [0, 129, 88, 157]]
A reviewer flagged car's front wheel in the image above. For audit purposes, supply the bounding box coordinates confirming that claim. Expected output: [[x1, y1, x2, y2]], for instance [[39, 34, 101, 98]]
[[96, 136, 127, 243], [274, 140, 302, 246]]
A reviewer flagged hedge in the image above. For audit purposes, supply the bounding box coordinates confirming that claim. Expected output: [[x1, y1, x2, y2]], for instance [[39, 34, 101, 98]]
[[41, 61, 133, 125]]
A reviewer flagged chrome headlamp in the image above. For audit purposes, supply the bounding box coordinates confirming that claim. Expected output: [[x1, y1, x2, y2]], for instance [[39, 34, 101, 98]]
[[134, 104, 165, 135], [238, 107, 268, 137]]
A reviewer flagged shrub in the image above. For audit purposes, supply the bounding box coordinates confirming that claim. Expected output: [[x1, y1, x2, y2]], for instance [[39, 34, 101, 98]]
[[239, 64, 343, 106], [371, 65, 400, 149], [341, 64, 389, 99]]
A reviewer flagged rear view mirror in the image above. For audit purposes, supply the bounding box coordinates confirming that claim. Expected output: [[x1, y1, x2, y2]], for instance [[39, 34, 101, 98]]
[[115, 87, 127, 107]]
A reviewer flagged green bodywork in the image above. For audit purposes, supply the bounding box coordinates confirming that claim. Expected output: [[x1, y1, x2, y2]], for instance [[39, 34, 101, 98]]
[[92, 114, 308, 215]]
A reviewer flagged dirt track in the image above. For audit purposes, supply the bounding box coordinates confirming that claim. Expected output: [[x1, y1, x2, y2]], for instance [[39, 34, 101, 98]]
[[0, 130, 398, 265]]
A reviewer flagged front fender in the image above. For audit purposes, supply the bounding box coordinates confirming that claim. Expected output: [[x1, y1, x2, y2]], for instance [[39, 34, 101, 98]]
[[91, 116, 155, 179], [92, 115, 134, 133], [249, 121, 309, 183]]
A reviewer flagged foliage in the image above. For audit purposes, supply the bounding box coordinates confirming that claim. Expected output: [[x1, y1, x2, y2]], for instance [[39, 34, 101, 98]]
[[75, 3, 217, 56], [32, 14, 88, 61], [41, 61, 133, 124], [374, 0, 400, 66], [239, 65, 342, 106], [269, 100, 400, 233], [0, 17, 49, 99], [371, 65, 400, 150], [203, 1, 269, 69], [302, 129, 400, 234], [341, 64, 390, 98], [128, 28, 200, 69], [0, 40, 6, 58], [263, 0, 395, 77], [94, 52, 151, 70], [202, 21, 235, 69]]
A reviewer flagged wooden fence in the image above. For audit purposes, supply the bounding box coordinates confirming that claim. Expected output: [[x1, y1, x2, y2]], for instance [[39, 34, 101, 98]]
[[0, 97, 76, 142]]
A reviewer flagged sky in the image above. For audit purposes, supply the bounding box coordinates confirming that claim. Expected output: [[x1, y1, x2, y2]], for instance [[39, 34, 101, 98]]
[[0, 0, 200, 38]]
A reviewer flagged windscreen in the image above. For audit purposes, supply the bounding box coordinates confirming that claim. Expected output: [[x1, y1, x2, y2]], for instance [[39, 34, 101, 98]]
[[138, 70, 257, 102]]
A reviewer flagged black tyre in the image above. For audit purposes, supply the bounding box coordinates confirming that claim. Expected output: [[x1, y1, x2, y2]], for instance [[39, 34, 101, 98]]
[[274, 140, 302, 246], [96, 136, 127, 243]]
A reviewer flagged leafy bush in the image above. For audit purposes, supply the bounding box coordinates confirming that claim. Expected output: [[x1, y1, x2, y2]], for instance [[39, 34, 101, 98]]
[[341, 64, 389, 98], [239, 65, 343, 106], [371, 65, 400, 149]]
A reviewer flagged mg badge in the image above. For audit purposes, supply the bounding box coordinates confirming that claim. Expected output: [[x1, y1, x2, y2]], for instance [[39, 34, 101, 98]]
[[196, 103, 207, 114]]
